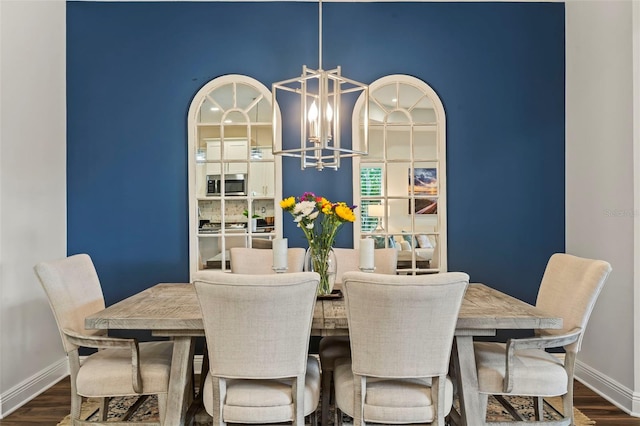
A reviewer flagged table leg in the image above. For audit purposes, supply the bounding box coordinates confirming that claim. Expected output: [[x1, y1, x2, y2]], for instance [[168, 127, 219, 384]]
[[164, 336, 195, 426], [452, 335, 485, 426]]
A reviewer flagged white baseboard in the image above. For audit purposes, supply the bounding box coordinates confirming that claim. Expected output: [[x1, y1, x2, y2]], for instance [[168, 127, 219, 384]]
[[574, 358, 640, 417], [0, 357, 68, 419]]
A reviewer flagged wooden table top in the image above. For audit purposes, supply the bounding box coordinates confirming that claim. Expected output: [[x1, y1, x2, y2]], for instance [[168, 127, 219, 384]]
[[85, 283, 562, 336]]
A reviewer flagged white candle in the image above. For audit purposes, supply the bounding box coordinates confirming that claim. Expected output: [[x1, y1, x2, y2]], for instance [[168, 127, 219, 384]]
[[308, 101, 318, 140], [272, 238, 288, 271], [359, 238, 375, 271]]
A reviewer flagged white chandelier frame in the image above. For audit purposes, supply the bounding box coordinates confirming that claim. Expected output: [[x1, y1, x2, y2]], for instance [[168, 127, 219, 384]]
[[271, 0, 369, 171]]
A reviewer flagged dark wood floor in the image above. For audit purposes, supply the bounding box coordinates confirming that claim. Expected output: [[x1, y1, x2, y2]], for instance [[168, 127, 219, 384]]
[[0, 377, 638, 425]]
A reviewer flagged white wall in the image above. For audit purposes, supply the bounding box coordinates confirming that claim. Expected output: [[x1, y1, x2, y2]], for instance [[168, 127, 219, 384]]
[[566, 0, 638, 414], [0, 0, 67, 418]]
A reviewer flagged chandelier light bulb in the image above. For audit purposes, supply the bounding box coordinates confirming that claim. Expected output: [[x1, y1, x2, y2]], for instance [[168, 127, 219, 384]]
[[308, 101, 319, 140], [325, 103, 333, 141]]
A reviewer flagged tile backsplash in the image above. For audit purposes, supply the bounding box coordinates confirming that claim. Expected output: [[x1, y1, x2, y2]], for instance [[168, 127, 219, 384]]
[[199, 199, 275, 224]]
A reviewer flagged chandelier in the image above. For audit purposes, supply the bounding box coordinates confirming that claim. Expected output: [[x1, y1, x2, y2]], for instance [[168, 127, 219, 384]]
[[272, 0, 369, 171]]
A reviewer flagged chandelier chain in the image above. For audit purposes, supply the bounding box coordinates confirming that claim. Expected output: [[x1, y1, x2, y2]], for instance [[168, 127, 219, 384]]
[[318, 0, 323, 70]]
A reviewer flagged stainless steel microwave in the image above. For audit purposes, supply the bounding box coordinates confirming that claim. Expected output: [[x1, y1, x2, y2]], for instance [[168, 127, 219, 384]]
[[206, 174, 247, 196]]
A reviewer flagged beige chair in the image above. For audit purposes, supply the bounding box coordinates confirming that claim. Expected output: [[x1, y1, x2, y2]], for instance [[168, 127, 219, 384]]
[[333, 247, 397, 283], [333, 271, 469, 426], [230, 247, 306, 274], [197, 247, 306, 403], [473, 253, 611, 425], [34, 254, 173, 425], [318, 248, 397, 426], [193, 271, 322, 425]]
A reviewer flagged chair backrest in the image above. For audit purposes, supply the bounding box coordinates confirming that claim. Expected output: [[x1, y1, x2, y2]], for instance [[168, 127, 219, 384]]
[[194, 271, 320, 379], [34, 253, 106, 353], [342, 271, 468, 378], [229, 247, 305, 274], [333, 248, 398, 283], [535, 253, 612, 352]]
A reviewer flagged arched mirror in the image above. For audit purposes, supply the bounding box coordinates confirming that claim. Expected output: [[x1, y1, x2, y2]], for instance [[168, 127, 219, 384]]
[[187, 75, 282, 277], [353, 75, 447, 274]]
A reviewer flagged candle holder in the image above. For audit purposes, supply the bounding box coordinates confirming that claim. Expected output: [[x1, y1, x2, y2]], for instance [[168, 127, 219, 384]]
[[359, 267, 376, 273], [272, 238, 289, 274]]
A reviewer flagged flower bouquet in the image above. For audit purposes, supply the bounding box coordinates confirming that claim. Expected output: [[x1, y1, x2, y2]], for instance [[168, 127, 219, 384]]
[[280, 192, 356, 295]]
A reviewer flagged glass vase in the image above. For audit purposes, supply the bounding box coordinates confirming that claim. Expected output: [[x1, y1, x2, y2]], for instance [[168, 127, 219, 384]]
[[304, 246, 337, 296]]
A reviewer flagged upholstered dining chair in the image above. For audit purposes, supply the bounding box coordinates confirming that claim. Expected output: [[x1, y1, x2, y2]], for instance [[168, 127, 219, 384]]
[[229, 247, 305, 274], [193, 271, 322, 425], [333, 247, 398, 283], [333, 271, 469, 426], [194, 247, 308, 398], [472, 253, 611, 425], [34, 253, 173, 425], [318, 247, 397, 426]]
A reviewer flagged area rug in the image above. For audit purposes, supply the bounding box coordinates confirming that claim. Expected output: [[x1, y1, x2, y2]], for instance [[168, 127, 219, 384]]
[[58, 394, 594, 425]]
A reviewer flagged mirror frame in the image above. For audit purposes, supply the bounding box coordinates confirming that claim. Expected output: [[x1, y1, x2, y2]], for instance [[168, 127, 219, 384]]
[[187, 74, 282, 278], [352, 74, 447, 273]]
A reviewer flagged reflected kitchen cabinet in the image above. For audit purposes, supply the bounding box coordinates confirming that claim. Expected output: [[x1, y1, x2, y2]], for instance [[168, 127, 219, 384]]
[[249, 147, 275, 197], [206, 138, 248, 175]]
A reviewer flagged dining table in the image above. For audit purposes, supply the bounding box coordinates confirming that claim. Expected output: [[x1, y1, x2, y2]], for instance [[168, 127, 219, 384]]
[[85, 282, 562, 426]]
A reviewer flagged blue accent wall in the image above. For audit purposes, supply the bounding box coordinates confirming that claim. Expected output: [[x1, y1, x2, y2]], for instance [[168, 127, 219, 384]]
[[67, 1, 565, 307]]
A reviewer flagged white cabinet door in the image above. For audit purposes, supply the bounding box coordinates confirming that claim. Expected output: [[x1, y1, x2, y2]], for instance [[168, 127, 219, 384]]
[[262, 162, 275, 197], [206, 141, 222, 175], [249, 162, 264, 196], [226, 140, 248, 174], [206, 139, 248, 175], [225, 140, 247, 160], [249, 161, 275, 196], [260, 147, 275, 196]]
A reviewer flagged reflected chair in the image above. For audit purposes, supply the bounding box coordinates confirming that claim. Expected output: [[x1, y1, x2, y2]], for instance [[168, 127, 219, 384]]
[[230, 247, 305, 274], [333, 271, 469, 426], [34, 254, 173, 425], [473, 253, 611, 425], [193, 271, 322, 425], [251, 237, 273, 249], [318, 248, 397, 426], [332, 247, 398, 282]]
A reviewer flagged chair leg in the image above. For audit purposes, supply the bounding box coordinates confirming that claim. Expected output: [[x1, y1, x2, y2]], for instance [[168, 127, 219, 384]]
[[321, 370, 332, 426], [98, 397, 109, 421], [157, 393, 168, 425], [563, 390, 574, 424], [197, 339, 210, 402], [335, 407, 343, 426], [534, 396, 544, 421], [564, 350, 577, 424], [70, 393, 83, 420], [309, 409, 318, 426], [68, 352, 83, 421], [479, 393, 489, 422]]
